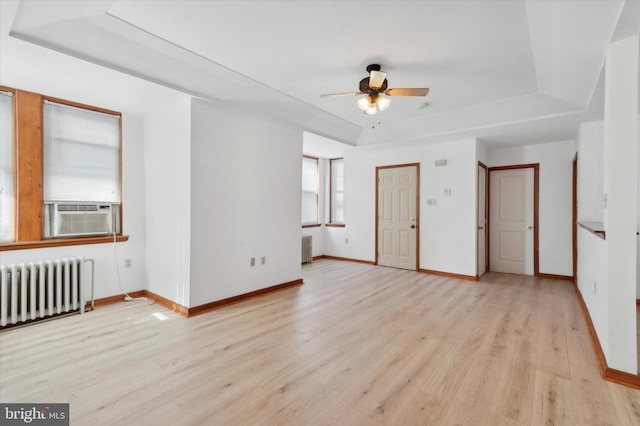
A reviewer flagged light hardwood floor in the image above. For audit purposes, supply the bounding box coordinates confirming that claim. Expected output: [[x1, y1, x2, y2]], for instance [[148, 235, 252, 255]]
[[1, 260, 639, 425]]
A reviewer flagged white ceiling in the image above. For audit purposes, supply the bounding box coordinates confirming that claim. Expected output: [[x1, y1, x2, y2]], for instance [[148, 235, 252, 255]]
[[1, 0, 639, 152]]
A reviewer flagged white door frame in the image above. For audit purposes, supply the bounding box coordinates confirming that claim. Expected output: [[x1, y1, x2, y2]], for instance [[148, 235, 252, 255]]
[[375, 163, 420, 270], [488, 163, 539, 276]]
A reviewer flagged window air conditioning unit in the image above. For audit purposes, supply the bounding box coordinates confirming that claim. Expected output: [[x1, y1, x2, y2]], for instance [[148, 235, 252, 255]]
[[44, 202, 120, 238]]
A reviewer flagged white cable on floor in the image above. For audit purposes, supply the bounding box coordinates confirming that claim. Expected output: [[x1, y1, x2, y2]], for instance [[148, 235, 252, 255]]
[[112, 232, 154, 305]]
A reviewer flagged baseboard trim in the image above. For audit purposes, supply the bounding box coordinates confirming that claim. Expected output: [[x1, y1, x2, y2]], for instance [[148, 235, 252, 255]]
[[313, 255, 376, 265], [418, 268, 478, 282], [538, 273, 574, 281], [142, 290, 189, 316], [574, 286, 640, 389], [90, 279, 304, 318], [186, 278, 304, 317], [86, 290, 146, 309]]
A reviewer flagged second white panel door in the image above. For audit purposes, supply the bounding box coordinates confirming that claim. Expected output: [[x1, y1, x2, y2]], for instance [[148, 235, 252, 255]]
[[489, 167, 534, 275]]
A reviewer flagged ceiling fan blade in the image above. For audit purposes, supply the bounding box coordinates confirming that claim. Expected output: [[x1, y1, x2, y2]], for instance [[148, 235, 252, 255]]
[[385, 88, 430, 97], [320, 92, 364, 98], [369, 70, 387, 90]]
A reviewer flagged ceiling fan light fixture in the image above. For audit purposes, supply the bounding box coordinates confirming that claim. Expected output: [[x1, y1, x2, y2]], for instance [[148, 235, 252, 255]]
[[357, 96, 372, 111], [364, 105, 378, 115], [377, 96, 391, 111], [357, 95, 390, 114]]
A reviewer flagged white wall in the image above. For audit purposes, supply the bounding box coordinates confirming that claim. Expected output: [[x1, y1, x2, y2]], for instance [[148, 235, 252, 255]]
[[577, 228, 609, 356], [189, 99, 302, 307], [578, 121, 605, 222], [488, 140, 575, 277], [324, 138, 478, 276], [144, 98, 192, 306], [1, 114, 147, 300]]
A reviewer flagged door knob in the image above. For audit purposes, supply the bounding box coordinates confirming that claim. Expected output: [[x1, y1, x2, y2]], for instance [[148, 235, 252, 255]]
[[410, 225, 416, 229], [527, 225, 533, 229], [478, 226, 484, 230]]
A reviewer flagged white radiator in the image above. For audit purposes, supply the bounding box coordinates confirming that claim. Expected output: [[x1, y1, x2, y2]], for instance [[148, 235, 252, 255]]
[[0, 258, 87, 328], [302, 235, 313, 264]]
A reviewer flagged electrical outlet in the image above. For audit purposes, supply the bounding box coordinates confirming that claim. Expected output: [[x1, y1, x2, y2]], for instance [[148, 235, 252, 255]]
[[250, 257, 255, 267], [345, 238, 349, 244], [593, 281, 597, 294], [124, 259, 131, 268], [443, 188, 452, 196], [427, 199, 437, 206], [261, 256, 266, 265]]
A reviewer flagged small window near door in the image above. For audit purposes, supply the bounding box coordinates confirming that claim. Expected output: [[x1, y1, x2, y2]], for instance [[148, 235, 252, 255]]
[[329, 158, 344, 225], [302, 155, 319, 226]]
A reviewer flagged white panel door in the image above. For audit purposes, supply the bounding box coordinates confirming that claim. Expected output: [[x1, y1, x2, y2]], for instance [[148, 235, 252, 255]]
[[489, 168, 534, 275], [477, 165, 487, 277], [377, 166, 417, 270]]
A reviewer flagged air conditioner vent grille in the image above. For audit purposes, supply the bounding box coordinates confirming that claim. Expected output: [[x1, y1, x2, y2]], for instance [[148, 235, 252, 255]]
[[57, 204, 100, 212]]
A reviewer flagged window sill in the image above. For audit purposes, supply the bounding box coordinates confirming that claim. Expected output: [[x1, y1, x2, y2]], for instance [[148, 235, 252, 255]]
[[326, 223, 345, 228], [302, 223, 322, 228], [0, 235, 130, 251]]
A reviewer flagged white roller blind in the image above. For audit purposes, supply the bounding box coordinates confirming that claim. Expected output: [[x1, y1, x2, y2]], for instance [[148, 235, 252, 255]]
[[0, 91, 14, 242], [43, 101, 121, 202], [302, 156, 318, 224]]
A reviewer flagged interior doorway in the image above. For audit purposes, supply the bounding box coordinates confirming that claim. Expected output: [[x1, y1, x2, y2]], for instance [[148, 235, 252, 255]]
[[488, 164, 539, 276], [376, 163, 419, 270]]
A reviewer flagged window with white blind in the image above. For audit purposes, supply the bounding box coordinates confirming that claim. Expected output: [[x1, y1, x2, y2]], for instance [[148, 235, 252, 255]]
[[330, 158, 344, 224], [0, 91, 14, 243], [302, 155, 319, 225], [43, 101, 121, 203]]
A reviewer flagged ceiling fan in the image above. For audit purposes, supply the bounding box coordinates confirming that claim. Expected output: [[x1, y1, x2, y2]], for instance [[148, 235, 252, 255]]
[[321, 64, 429, 115]]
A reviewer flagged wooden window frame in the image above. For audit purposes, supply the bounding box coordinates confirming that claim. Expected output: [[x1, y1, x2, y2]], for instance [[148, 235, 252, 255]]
[[0, 85, 128, 251]]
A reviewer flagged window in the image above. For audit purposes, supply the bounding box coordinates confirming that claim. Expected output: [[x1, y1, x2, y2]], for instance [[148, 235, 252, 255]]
[[43, 101, 121, 203], [301, 155, 319, 225], [330, 158, 344, 225], [0, 86, 126, 250], [0, 90, 14, 243]]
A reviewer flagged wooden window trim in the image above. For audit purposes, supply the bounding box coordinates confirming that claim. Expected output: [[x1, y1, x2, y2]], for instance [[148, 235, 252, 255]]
[[1, 85, 126, 249], [325, 223, 345, 228], [302, 223, 321, 229], [0, 235, 129, 252]]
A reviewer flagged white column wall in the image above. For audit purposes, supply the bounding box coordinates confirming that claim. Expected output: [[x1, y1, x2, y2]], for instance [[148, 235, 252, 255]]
[[603, 35, 638, 373], [143, 97, 192, 307], [189, 99, 302, 307]]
